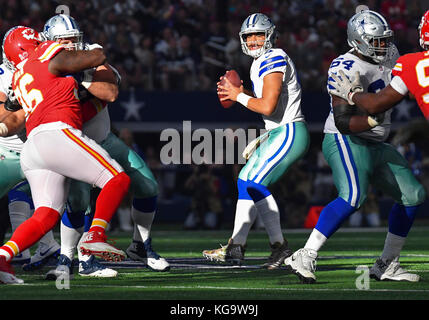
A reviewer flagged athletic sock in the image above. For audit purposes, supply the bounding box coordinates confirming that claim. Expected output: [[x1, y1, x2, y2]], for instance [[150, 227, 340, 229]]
[[315, 197, 356, 238], [0, 207, 60, 261], [88, 172, 130, 234], [131, 197, 157, 242], [231, 199, 257, 246], [254, 195, 284, 245]]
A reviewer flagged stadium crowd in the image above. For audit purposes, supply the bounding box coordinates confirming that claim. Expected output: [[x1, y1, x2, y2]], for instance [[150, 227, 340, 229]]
[[0, 0, 428, 236], [0, 0, 425, 92]]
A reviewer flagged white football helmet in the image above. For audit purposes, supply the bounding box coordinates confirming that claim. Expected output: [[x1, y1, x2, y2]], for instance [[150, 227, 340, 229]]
[[239, 13, 276, 58], [43, 14, 83, 50], [347, 10, 394, 63]]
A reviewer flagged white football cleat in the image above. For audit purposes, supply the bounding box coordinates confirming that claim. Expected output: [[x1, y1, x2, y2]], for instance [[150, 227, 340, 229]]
[[126, 238, 170, 272], [0, 256, 24, 284], [79, 256, 118, 278], [11, 249, 31, 264], [370, 257, 420, 282], [284, 248, 318, 284], [22, 241, 61, 271]]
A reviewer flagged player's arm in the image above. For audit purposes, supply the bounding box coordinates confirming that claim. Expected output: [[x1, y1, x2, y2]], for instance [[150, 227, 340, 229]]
[[331, 94, 377, 134], [218, 72, 283, 116], [0, 109, 25, 137], [48, 48, 107, 76], [351, 84, 405, 114], [84, 64, 120, 103], [329, 70, 406, 114], [0, 91, 10, 122]]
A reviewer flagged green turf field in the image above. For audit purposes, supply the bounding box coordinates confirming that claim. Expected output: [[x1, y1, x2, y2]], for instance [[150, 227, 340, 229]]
[[1, 225, 428, 301]]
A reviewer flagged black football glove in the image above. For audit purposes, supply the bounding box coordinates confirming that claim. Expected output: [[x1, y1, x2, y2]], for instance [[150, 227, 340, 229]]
[[3, 98, 22, 112]]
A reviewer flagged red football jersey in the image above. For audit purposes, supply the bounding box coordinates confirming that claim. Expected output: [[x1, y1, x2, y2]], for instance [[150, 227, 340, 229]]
[[392, 50, 429, 119], [12, 40, 82, 135], [82, 97, 108, 123]]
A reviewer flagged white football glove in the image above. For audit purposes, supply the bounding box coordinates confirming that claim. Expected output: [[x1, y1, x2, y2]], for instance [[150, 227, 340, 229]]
[[84, 43, 103, 51], [328, 70, 363, 105]]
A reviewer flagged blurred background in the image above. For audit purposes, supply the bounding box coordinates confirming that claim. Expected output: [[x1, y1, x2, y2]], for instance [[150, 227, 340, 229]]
[[0, 0, 428, 235]]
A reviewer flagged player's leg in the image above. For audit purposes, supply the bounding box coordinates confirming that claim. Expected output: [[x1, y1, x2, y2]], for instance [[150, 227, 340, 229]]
[[285, 134, 370, 283], [8, 181, 61, 271], [49, 128, 130, 261], [247, 122, 310, 269], [369, 143, 426, 282], [100, 133, 168, 270], [0, 167, 67, 284]]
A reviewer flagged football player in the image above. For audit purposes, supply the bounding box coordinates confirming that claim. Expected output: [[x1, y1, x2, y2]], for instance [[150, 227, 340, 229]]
[[330, 10, 429, 123], [0, 59, 60, 268], [203, 13, 310, 269], [284, 9, 425, 283], [41, 15, 169, 280], [0, 26, 131, 284]]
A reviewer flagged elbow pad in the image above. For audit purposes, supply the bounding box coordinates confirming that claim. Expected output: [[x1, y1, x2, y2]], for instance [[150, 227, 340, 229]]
[[333, 103, 354, 134]]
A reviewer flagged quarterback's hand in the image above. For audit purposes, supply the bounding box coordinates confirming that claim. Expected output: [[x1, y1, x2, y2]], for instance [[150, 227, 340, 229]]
[[328, 70, 363, 105], [217, 76, 243, 102]]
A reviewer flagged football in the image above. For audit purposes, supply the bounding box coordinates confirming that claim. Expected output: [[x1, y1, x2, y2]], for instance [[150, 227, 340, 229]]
[[218, 69, 241, 108]]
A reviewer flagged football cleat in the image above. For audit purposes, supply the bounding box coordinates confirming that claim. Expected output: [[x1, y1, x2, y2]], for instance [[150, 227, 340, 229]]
[[11, 250, 31, 265], [79, 255, 118, 277], [0, 256, 24, 284], [22, 241, 61, 271], [79, 231, 126, 262], [126, 238, 170, 272], [202, 238, 246, 264], [284, 248, 318, 284], [370, 257, 420, 282], [262, 241, 293, 270], [45, 254, 74, 281]]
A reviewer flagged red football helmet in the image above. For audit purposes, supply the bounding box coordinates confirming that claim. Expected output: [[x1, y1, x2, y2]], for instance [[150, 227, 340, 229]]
[[2, 26, 43, 70], [419, 10, 429, 50]]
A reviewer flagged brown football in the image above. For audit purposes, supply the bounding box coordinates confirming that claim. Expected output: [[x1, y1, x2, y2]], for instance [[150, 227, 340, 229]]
[[218, 69, 241, 108]]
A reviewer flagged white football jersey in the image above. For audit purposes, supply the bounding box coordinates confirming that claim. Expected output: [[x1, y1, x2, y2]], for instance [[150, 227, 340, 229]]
[[250, 48, 305, 130], [0, 63, 26, 152], [325, 49, 397, 142], [82, 107, 111, 144]]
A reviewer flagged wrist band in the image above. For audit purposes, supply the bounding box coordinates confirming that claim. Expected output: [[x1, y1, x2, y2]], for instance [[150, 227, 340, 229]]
[[237, 92, 251, 107], [0, 123, 9, 136]]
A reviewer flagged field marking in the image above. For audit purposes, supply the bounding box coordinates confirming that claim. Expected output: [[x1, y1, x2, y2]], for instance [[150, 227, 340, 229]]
[[14, 283, 429, 293]]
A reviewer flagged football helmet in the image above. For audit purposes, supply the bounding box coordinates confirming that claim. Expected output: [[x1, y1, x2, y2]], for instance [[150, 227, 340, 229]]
[[418, 10, 429, 50], [239, 13, 276, 58], [2, 26, 42, 71], [347, 10, 394, 63], [43, 14, 83, 50]]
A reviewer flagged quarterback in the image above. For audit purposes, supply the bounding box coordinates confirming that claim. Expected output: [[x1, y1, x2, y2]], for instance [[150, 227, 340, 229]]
[[203, 13, 310, 269], [285, 9, 425, 283]]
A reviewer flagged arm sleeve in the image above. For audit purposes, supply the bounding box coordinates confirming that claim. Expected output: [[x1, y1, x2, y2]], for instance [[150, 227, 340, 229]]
[[389, 75, 408, 96]]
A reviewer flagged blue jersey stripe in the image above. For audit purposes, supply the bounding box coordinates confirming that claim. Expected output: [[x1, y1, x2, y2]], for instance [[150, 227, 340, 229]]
[[334, 134, 354, 205], [258, 123, 295, 183], [259, 61, 287, 77], [251, 124, 289, 182], [259, 55, 285, 69], [343, 135, 360, 205]]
